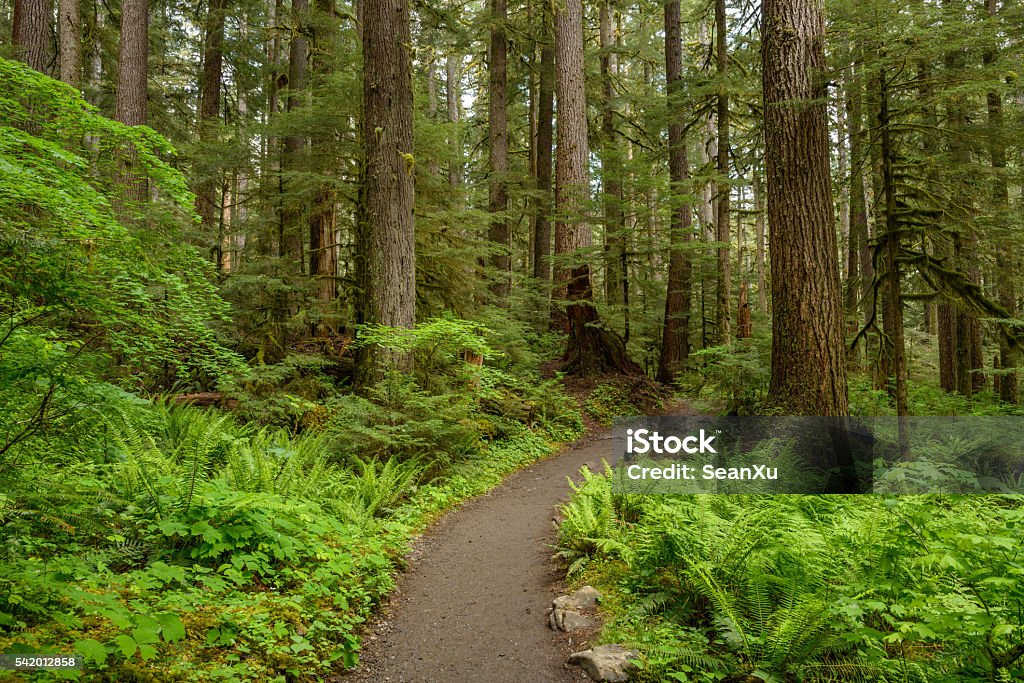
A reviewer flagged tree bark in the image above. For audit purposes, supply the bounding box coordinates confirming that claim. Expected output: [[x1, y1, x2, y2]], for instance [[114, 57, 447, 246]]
[[197, 0, 228, 269], [600, 1, 625, 321], [715, 0, 731, 343], [309, 0, 338, 303], [58, 0, 80, 86], [753, 168, 767, 315], [846, 64, 869, 325], [944, 0, 983, 396], [762, 0, 849, 415], [939, 299, 959, 391], [533, 34, 555, 287], [657, 0, 693, 384], [115, 0, 149, 203], [487, 0, 510, 299], [281, 0, 309, 266], [446, 53, 463, 191], [554, 0, 640, 375], [837, 82, 850, 283], [354, 0, 417, 390], [115, 0, 147, 127], [86, 4, 102, 105], [878, 65, 908, 416], [986, 0, 1016, 403], [13, 0, 53, 74]]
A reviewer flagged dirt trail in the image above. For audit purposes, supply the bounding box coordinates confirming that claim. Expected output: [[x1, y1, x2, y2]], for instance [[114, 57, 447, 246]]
[[342, 429, 627, 683]]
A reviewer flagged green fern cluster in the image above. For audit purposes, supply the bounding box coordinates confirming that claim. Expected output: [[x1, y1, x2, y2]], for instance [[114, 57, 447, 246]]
[[557, 477, 1024, 682]]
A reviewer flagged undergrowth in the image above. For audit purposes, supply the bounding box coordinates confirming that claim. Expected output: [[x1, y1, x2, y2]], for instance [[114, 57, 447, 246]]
[[557, 467, 1024, 682], [0, 317, 584, 682]]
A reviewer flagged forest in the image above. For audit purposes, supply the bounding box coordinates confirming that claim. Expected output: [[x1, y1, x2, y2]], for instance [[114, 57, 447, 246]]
[[1, 0, 1023, 679]]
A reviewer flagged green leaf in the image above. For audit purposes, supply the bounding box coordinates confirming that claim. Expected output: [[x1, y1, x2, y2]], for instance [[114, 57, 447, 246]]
[[74, 638, 108, 665], [157, 612, 186, 643], [114, 634, 137, 658]]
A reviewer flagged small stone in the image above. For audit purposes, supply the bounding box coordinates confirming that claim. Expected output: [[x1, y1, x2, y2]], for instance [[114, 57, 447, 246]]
[[568, 644, 640, 682], [549, 608, 592, 632], [553, 585, 601, 612]]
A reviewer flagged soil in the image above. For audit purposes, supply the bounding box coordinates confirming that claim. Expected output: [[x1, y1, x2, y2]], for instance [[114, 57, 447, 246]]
[[341, 400, 695, 683]]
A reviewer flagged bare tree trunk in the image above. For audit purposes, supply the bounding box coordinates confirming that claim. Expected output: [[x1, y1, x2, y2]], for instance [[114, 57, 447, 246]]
[[554, 0, 639, 375], [281, 0, 308, 266], [354, 0, 417, 389], [533, 24, 554, 287], [58, 0, 80, 86], [753, 169, 767, 314], [487, 0, 510, 299], [197, 0, 228, 269], [309, 0, 338, 303], [986, 0, 1017, 403], [715, 0, 731, 343], [762, 0, 849, 415], [939, 300, 959, 391], [600, 1, 625, 323], [115, 0, 149, 203], [446, 53, 462, 190], [735, 187, 751, 339], [846, 64, 869, 326], [86, 4, 102, 104], [837, 95, 850, 279], [657, 0, 693, 384], [939, 0, 983, 396], [233, 56, 249, 271], [13, 0, 53, 74], [878, 65, 908, 416]]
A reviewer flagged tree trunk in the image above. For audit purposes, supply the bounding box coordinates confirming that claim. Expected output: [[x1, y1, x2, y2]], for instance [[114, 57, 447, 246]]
[[354, 0, 417, 390], [762, 0, 849, 415], [837, 81, 850, 283], [532, 34, 554, 287], [233, 59, 249, 271], [58, 0, 80, 86], [945, 0, 983, 396], [554, 0, 640, 375], [281, 0, 308, 266], [715, 0, 731, 344], [878, 65, 908, 416], [939, 300, 958, 391], [13, 0, 53, 74], [309, 0, 338, 303], [446, 54, 462, 191], [753, 169, 767, 315], [86, 4, 102, 104], [487, 0, 510, 300], [115, 0, 149, 203], [600, 1, 625, 322], [846, 64, 869, 325], [986, 0, 1017, 403], [657, 0, 693, 384], [197, 0, 228, 269]]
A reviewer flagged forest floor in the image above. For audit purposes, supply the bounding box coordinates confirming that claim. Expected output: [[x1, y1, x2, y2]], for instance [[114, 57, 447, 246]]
[[340, 400, 694, 683]]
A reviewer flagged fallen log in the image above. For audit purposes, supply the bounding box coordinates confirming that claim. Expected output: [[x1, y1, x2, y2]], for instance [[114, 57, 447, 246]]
[[174, 392, 239, 409]]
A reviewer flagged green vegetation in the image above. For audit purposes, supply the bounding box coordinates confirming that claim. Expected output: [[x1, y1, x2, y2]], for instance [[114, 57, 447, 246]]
[[0, 63, 582, 681], [3, 0, 1024, 675], [558, 470, 1024, 682], [558, 343, 1024, 681], [1, 392, 576, 682]]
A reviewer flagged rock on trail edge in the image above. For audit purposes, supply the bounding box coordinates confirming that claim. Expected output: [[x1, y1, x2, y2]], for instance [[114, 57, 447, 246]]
[[338, 412, 693, 683]]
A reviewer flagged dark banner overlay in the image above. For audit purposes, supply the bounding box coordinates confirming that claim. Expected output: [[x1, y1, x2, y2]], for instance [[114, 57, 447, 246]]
[[609, 416, 1024, 494]]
